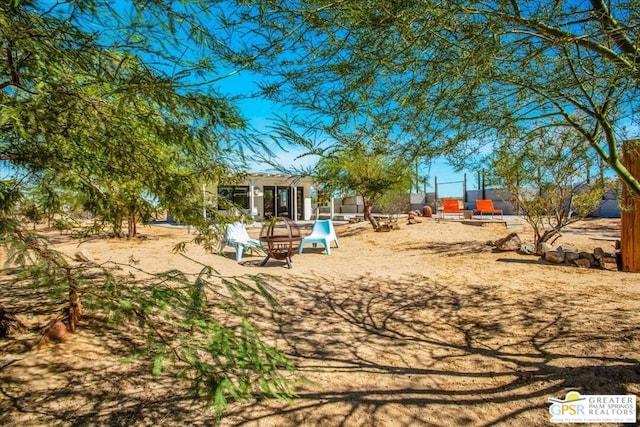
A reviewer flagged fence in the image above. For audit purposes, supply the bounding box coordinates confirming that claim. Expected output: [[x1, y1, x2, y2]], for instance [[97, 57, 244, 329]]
[[320, 185, 620, 219], [410, 188, 619, 218]]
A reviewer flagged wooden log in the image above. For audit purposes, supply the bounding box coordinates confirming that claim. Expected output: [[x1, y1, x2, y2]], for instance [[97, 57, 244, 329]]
[[621, 140, 640, 272]]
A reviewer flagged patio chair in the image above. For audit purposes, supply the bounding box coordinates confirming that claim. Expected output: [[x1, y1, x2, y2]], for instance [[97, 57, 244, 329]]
[[440, 198, 464, 219], [298, 219, 340, 255], [219, 222, 264, 262], [475, 199, 504, 219]]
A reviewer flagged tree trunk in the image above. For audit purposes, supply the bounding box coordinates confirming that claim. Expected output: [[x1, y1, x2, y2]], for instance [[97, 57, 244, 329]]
[[363, 198, 379, 230], [127, 211, 136, 239], [67, 286, 82, 332], [538, 229, 560, 245], [113, 215, 125, 238], [621, 141, 640, 272]]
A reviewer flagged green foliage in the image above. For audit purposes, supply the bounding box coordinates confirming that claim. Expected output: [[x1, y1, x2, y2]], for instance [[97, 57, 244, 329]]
[[317, 144, 411, 202], [0, 1, 248, 238], [6, 246, 294, 416], [487, 128, 612, 244], [221, 0, 640, 197], [100, 265, 293, 416], [0, 0, 295, 416], [377, 190, 411, 218], [315, 137, 412, 228]]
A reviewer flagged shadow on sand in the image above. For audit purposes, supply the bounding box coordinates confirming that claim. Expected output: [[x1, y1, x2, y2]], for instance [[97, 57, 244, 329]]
[[222, 273, 640, 426], [1, 268, 638, 426]]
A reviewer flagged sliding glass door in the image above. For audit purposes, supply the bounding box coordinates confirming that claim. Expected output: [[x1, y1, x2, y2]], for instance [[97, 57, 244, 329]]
[[263, 186, 300, 219]]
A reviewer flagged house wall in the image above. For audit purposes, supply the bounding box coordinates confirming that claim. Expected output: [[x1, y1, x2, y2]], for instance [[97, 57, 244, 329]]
[[212, 173, 315, 221], [589, 189, 621, 218]]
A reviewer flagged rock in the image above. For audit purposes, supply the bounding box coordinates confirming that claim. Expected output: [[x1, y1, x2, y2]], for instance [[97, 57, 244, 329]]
[[563, 250, 580, 262], [519, 242, 535, 255], [593, 247, 614, 260], [558, 245, 578, 254], [45, 320, 69, 342], [579, 252, 598, 268], [536, 242, 553, 256], [544, 250, 565, 263], [579, 251, 594, 261], [573, 258, 592, 268], [35, 320, 69, 348], [600, 256, 619, 271], [376, 224, 392, 232], [593, 248, 618, 270], [74, 249, 94, 262], [494, 233, 521, 251]]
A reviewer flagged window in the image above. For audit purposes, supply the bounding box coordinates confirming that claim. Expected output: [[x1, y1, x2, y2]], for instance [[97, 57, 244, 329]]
[[218, 186, 249, 210]]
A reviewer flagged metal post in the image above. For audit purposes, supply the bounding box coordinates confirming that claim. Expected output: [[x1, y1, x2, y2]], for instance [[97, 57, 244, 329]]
[[463, 173, 467, 203], [291, 185, 297, 220]]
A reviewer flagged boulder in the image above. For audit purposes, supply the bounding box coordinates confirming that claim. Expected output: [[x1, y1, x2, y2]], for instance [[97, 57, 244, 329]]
[[74, 249, 94, 262], [573, 258, 592, 268], [407, 216, 421, 224], [593, 247, 606, 260], [579, 252, 598, 268], [562, 250, 580, 262], [593, 247, 616, 260], [494, 233, 521, 251], [44, 320, 69, 342], [544, 250, 565, 264], [519, 242, 535, 255], [558, 245, 578, 254], [600, 256, 619, 271], [536, 242, 553, 256]]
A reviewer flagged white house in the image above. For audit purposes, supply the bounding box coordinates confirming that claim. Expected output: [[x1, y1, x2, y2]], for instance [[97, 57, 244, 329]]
[[212, 173, 315, 221]]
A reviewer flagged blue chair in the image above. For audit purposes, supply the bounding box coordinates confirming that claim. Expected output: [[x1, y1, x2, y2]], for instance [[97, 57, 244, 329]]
[[219, 222, 264, 262], [298, 220, 339, 255]]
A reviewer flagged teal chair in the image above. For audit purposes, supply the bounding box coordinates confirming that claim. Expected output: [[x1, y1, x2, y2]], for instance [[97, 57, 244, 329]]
[[298, 220, 339, 255], [219, 222, 264, 262]]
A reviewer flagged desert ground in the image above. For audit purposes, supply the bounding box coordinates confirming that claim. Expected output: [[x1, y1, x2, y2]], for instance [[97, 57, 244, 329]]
[[1, 216, 638, 426]]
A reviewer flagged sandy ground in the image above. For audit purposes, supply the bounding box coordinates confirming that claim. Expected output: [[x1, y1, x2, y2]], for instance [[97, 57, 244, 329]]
[[0, 217, 638, 426]]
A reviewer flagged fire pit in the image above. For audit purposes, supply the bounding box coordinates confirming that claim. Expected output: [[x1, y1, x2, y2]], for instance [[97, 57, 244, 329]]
[[259, 217, 302, 268]]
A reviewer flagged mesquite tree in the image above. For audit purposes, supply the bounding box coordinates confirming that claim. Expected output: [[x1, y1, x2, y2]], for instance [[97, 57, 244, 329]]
[[314, 137, 412, 231], [487, 129, 611, 245], [0, 0, 291, 413]]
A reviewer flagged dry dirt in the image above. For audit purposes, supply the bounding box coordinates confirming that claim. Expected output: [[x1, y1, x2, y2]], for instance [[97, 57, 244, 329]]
[[1, 217, 638, 426]]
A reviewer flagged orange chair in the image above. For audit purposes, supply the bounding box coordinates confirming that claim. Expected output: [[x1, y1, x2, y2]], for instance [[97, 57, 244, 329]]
[[440, 199, 463, 219], [475, 200, 503, 218]]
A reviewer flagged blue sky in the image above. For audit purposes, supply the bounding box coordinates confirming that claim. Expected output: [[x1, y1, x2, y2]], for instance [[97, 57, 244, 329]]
[[222, 72, 476, 198], [31, 0, 479, 198], [93, 0, 482, 197]]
